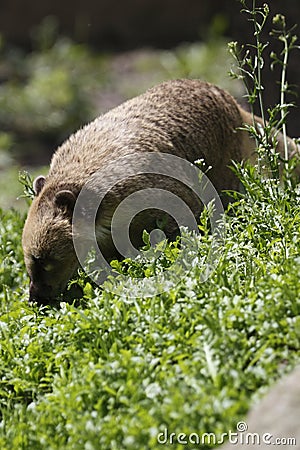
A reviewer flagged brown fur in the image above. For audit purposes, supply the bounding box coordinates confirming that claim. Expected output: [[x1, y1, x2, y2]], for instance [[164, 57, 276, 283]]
[[22, 79, 299, 304]]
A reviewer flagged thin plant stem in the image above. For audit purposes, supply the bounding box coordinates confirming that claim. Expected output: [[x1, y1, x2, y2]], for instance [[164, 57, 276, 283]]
[[280, 33, 289, 163], [253, 0, 266, 127]]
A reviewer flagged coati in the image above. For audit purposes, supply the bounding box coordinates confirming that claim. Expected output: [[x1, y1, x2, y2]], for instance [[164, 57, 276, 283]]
[[22, 79, 299, 304]]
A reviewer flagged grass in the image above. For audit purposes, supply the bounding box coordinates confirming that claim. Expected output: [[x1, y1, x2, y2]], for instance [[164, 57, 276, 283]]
[[0, 162, 299, 449]]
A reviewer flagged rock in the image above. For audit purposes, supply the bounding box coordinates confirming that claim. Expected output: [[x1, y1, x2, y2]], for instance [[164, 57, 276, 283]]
[[221, 366, 300, 449]]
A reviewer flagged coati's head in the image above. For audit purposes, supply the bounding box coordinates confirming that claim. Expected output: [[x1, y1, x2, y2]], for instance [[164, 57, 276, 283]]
[[22, 175, 80, 305]]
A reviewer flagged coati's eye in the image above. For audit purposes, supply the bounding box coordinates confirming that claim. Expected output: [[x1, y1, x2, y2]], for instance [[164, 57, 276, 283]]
[[31, 255, 54, 272], [44, 263, 54, 272]]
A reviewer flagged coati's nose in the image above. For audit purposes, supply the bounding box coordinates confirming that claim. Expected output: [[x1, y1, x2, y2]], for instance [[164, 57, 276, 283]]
[[29, 281, 54, 305]]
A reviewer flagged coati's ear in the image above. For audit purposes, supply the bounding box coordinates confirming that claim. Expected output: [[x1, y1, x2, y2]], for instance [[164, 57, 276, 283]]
[[33, 175, 46, 196], [54, 190, 76, 215]]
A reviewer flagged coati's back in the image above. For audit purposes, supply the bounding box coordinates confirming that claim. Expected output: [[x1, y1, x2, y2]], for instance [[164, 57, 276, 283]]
[[48, 79, 248, 196]]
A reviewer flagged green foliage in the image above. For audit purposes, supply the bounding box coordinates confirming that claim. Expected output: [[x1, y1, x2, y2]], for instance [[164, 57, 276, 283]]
[[0, 132, 13, 155], [18, 171, 35, 203], [0, 166, 300, 448], [108, 33, 238, 102], [0, 209, 27, 291], [0, 17, 240, 213], [0, 184, 298, 431], [0, 166, 47, 212], [0, 14, 237, 164], [0, 33, 107, 142], [229, 0, 300, 174]]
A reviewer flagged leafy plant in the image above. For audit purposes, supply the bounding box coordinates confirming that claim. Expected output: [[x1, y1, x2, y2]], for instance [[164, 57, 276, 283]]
[[18, 171, 35, 203], [228, 0, 300, 182]]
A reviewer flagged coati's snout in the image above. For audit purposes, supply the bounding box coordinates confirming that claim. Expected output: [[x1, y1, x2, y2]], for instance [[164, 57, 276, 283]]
[[29, 280, 56, 305], [24, 249, 79, 305]]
